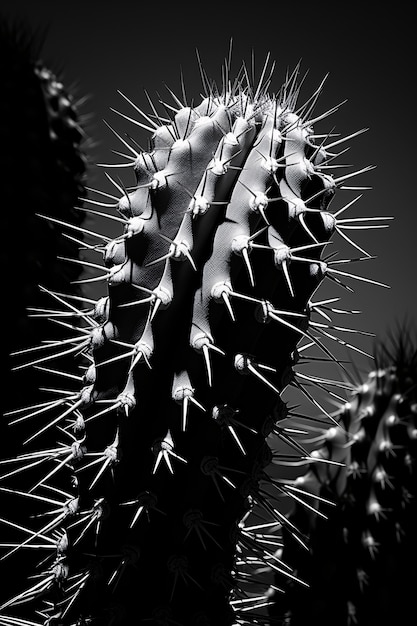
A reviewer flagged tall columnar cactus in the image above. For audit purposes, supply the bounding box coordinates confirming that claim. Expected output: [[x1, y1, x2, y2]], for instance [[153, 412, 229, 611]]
[[267, 332, 417, 626], [0, 54, 390, 625], [0, 15, 87, 417], [0, 14, 87, 611]]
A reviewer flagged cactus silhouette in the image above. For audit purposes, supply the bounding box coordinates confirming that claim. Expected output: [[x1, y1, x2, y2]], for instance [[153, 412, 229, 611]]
[[0, 14, 87, 416], [0, 13, 87, 613], [0, 50, 390, 625], [266, 329, 417, 626]]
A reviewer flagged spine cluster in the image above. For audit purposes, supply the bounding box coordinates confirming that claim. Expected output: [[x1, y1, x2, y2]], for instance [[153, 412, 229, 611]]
[[0, 55, 389, 626]]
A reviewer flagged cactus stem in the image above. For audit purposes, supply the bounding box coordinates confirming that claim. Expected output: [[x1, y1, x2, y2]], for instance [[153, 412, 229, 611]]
[[1, 51, 391, 622]]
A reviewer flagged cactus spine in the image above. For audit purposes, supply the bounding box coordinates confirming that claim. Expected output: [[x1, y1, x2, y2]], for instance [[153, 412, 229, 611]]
[[267, 332, 417, 626], [0, 52, 389, 625]]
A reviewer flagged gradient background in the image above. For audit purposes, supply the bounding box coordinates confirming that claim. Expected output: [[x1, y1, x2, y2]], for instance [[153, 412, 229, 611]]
[[1, 0, 415, 367]]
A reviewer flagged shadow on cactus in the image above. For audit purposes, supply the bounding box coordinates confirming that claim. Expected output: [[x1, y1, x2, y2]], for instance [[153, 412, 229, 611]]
[[267, 325, 417, 626], [0, 47, 392, 625]]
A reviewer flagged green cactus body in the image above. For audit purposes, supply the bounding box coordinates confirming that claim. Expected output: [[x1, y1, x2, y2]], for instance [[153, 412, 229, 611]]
[[267, 336, 417, 626], [0, 54, 387, 625]]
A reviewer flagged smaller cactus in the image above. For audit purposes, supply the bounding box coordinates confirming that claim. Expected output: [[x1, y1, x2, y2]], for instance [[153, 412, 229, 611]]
[[267, 328, 417, 626]]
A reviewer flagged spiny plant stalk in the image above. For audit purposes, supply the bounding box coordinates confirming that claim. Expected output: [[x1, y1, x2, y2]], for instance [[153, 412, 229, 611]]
[[0, 14, 87, 612], [0, 51, 390, 625], [0, 14, 88, 418], [267, 329, 417, 626]]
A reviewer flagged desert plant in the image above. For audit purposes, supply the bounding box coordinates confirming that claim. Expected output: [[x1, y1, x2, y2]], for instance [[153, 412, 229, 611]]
[[0, 14, 88, 419], [0, 51, 390, 625], [0, 12, 87, 611], [266, 329, 417, 626]]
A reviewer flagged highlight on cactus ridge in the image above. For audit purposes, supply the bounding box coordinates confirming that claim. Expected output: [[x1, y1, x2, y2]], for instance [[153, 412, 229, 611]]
[[266, 328, 417, 626], [0, 47, 392, 625]]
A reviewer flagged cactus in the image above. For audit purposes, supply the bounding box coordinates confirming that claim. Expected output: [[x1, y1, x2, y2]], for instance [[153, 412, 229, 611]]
[[0, 14, 88, 416], [266, 329, 417, 626], [0, 14, 87, 611], [0, 51, 390, 625]]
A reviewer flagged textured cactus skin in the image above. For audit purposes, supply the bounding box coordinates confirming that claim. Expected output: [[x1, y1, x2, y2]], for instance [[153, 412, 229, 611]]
[[0, 15, 87, 612], [267, 336, 417, 626], [0, 55, 386, 626]]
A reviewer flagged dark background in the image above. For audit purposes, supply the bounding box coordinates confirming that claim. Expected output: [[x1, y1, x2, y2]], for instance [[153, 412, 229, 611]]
[[2, 0, 415, 364]]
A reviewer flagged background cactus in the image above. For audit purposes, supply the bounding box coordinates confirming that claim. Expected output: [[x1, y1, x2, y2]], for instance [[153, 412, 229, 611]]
[[0, 51, 390, 625], [0, 13, 87, 611], [0, 15, 88, 418], [266, 329, 417, 626]]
